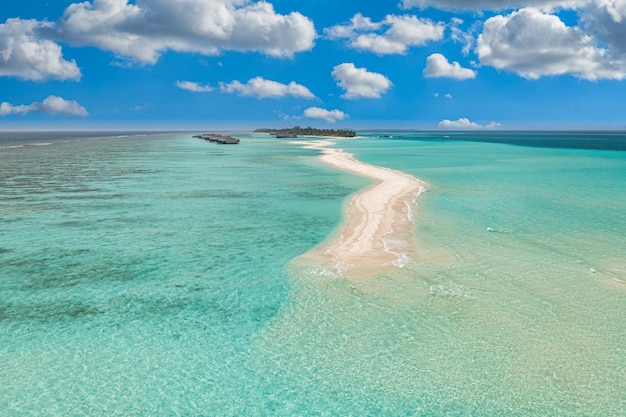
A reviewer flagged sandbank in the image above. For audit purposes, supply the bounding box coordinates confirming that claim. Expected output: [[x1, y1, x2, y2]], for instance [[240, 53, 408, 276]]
[[300, 135, 363, 140], [293, 139, 428, 279]]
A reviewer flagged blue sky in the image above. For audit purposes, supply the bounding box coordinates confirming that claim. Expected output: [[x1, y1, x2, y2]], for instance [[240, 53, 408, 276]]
[[2, 0, 626, 130]]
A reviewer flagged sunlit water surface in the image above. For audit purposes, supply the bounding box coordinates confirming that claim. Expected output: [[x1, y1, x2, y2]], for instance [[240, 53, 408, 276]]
[[1, 131, 624, 416]]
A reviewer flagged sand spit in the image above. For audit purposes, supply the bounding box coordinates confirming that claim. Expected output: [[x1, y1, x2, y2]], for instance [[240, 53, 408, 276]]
[[293, 140, 428, 279]]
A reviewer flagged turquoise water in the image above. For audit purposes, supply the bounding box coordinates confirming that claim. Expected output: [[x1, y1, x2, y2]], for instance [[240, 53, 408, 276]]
[[1, 132, 624, 415]]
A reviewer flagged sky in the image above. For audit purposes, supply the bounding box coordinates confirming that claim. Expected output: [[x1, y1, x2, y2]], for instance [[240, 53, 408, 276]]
[[2, 0, 626, 130]]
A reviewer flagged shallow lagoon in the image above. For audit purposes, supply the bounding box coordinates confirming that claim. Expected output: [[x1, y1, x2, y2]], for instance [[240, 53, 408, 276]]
[[0, 132, 624, 416]]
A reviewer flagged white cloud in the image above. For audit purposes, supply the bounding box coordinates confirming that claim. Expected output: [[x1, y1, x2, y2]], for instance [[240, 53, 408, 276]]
[[176, 80, 213, 93], [54, 0, 316, 64], [219, 76, 316, 99], [401, 0, 583, 11], [324, 13, 381, 39], [445, 93, 453, 98], [0, 102, 30, 116], [581, 0, 626, 55], [0, 18, 81, 81], [449, 17, 478, 55], [325, 13, 444, 55], [303, 107, 348, 123], [35, 95, 88, 116], [477, 7, 626, 80], [0, 95, 88, 117], [332, 63, 393, 99], [424, 53, 476, 79], [439, 117, 501, 130]]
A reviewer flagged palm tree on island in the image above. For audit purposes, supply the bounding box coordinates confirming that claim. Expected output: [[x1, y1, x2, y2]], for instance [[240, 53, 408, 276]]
[[255, 126, 356, 138]]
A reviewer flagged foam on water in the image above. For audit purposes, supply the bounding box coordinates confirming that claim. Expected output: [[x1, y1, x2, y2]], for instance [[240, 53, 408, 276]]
[[381, 232, 411, 268]]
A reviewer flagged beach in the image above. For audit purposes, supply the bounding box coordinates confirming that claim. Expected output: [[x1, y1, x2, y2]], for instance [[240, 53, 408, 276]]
[[293, 139, 427, 278]]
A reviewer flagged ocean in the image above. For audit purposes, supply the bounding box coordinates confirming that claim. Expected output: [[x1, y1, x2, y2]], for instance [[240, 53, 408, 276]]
[[0, 131, 624, 416]]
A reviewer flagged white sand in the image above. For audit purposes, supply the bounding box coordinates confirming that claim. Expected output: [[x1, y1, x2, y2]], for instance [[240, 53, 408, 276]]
[[293, 140, 428, 278]]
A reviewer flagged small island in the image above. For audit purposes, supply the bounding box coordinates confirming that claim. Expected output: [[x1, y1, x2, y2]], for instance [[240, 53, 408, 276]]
[[255, 126, 356, 138], [193, 133, 240, 144]]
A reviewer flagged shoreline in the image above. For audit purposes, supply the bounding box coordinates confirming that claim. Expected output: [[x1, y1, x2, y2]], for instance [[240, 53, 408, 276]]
[[292, 139, 428, 279]]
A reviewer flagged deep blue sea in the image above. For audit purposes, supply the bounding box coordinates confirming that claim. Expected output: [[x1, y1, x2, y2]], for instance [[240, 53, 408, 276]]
[[1, 131, 624, 416]]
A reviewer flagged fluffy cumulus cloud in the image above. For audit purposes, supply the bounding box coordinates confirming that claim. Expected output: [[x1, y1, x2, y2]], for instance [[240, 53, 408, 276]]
[[439, 117, 501, 129], [324, 13, 444, 55], [0, 95, 88, 116], [424, 53, 476, 79], [302, 107, 348, 123], [332, 63, 393, 99], [53, 0, 316, 64], [581, 0, 626, 54], [219, 76, 315, 99], [477, 7, 626, 80], [176, 80, 213, 93], [401, 0, 582, 11], [0, 18, 81, 81]]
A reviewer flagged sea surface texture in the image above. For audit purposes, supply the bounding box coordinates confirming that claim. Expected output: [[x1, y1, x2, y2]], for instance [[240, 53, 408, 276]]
[[1, 131, 624, 416]]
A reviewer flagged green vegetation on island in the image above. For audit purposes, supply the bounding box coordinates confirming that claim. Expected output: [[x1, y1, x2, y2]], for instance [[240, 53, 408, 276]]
[[255, 126, 356, 138]]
